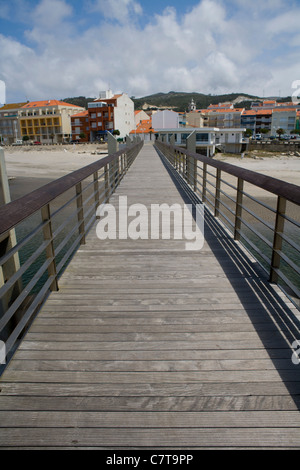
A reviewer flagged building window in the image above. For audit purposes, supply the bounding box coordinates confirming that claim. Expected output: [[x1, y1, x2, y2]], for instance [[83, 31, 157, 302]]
[[196, 133, 209, 142]]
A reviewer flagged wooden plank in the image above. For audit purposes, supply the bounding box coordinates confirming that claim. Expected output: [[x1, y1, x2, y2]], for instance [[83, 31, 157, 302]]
[[27, 323, 294, 334], [1, 381, 299, 397], [11, 348, 293, 361], [21, 331, 292, 342], [0, 395, 299, 411], [16, 339, 291, 351], [2, 369, 297, 383], [1, 410, 300, 428], [0, 427, 300, 448], [7, 358, 297, 372]]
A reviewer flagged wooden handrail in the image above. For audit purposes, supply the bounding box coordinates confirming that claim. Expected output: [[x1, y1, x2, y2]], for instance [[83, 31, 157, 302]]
[[159, 142, 300, 206], [0, 142, 142, 237]]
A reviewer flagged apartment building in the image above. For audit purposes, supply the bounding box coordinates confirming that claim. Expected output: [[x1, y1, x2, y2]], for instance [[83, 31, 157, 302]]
[[19, 100, 85, 143], [271, 108, 297, 135], [207, 108, 244, 128], [255, 109, 272, 133], [241, 110, 256, 135], [87, 91, 135, 141], [71, 110, 89, 142], [0, 102, 27, 144], [185, 110, 206, 128]]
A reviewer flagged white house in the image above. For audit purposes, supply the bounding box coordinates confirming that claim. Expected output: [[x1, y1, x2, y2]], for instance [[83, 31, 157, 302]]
[[155, 127, 246, 155], [113, 93, 135, 138], [152, 110, 179, 130]]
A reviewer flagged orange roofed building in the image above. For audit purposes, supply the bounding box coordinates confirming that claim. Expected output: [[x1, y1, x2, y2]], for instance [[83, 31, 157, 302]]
[[130, 119, 153, 141], [71, 90, 135, 142], [19, 100, 85, 143], [70, 110, 89, 142]]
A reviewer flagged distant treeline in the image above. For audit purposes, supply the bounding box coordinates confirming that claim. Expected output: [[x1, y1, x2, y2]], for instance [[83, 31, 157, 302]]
[[63, 96, 95, 108], [132, 91, 261, 112], [63, 92, 287, 112]]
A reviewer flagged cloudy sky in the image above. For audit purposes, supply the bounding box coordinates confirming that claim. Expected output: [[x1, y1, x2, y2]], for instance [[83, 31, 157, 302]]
[[0, 0, 300, 103]]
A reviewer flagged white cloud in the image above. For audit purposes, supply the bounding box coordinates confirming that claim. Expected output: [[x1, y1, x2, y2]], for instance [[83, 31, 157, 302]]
[[1, 0, 300, 102], [92, 0, 143, 23], [33, 0, 73, 28]]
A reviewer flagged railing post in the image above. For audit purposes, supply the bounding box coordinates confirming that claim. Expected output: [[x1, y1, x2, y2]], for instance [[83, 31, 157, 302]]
[[41, 204, 58, 292], [202, 162, 207, 203], [120, 153, 124, 179], [193, 158, 197, 192], [215, 168, 221, 217], [234, 178, 244, 240], [114, 155, 120, 188], [93, 171, 100, 217], [105, 163, 110, 202], [270, 196, 286, 284], [174, 149, 178, 171], [76, 182, 85, 245]]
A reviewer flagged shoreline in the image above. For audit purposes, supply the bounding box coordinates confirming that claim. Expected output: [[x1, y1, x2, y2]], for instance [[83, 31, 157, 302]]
[[3, 143, 108, 189]]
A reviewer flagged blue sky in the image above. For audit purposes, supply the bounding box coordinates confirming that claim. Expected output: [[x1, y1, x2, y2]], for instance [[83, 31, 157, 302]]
[[0, 0, 300, 103]]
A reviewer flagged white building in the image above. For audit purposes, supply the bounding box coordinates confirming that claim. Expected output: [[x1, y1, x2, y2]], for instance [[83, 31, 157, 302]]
[[155, 127, 246, 155], [134, 110, 150, 126], [113, 93, 135, 138], [152, 110, 179, 130]]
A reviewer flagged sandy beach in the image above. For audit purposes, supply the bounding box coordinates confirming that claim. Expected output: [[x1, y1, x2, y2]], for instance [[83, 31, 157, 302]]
[[215, 150, 300, 187], [2, 143, 108, 201]]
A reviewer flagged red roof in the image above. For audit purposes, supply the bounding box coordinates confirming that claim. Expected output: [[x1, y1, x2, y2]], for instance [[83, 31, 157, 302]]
[[242, 110, 256, 115], [272, 108, 297, 113], [256, 109, 273, 115], [130, 119, 153, 134], [71, 110, 89, 118], [22, 100, 83, 108], [209, 108, 243, 113]]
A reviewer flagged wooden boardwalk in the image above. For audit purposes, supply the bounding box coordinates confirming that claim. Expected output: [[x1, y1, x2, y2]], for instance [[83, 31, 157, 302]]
[[0, 142, 300, 449]]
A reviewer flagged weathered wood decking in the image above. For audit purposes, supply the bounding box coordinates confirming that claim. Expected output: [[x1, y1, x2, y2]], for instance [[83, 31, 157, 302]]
[[0, 142, 300, 449]]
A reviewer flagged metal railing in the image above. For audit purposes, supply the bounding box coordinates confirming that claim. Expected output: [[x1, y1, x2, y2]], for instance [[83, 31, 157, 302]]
[[155, 140, 300, 307], [0, 140, 143, 364]]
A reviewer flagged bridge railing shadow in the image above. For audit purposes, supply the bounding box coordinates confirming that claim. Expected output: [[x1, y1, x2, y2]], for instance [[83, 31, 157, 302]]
[[155, 142, 300, 409]]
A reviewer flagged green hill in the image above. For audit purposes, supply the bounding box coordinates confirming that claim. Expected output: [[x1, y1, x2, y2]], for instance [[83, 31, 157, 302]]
[[62, 92, 263, 112], [133, 91, 260, 112], [62, 96, 95, 108]]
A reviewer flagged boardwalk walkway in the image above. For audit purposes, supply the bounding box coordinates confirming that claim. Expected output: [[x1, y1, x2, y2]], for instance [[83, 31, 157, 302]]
[[0, 142, 300, 449]]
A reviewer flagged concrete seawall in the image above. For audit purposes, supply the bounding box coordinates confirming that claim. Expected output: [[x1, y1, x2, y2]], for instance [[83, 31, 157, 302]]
[[248, 141, 300, 153]]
